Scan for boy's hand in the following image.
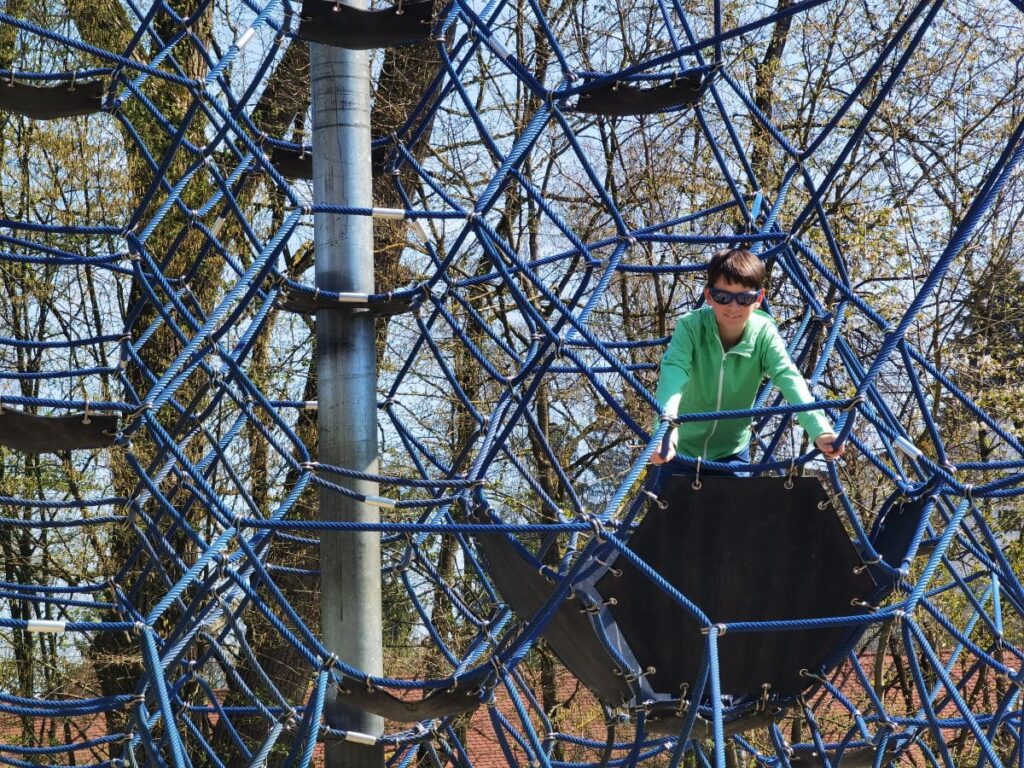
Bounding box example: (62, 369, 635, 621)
(650, 445, 676, 465)
(815, 433, 845, 460)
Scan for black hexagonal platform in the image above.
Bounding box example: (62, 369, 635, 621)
(474, 475, 929, 710)
(598, 475, 875, 700)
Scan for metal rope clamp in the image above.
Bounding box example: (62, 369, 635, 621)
(843, 394, 866, 412)
(756, 682, 772, 713)
(583, 513, 608, 543)
(280, 706, 299, 730)
(853, 554, 881, 575)
(798, 668, 827, 686)
(643, 488, 668, 510)
(593, 557, 623, 578)
(446, 672, 463, 694)
(623, 665, 655, 683)
(784, 457, 796, 490)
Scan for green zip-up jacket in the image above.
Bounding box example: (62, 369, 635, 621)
(655, 306, 834, 460)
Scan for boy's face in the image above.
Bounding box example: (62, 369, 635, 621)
(704, 277, 763, 338)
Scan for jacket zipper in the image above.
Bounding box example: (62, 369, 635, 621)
(702, 335, 729, 457)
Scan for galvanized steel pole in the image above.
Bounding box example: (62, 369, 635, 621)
(311, 26, 385, 768)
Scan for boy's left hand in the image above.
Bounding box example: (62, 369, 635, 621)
(815, 433, 846, 460)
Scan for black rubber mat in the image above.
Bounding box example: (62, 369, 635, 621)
(472, 508, 634, 706)
(327, 666, 489, 721)
(297, 0, 437, 50)
(575, 70, 703, 116)
(0, 80, 104, 120)
(0, 408, 118, 453)
(277, 289, 414, 316)
(598, 475, 876, 700)
(869, 491, 931, 583)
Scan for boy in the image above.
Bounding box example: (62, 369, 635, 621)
(651, 248, 844, 475)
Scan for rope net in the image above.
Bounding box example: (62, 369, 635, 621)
(0, 0, 1022, 765)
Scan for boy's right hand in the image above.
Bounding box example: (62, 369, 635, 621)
(650, 445, 676, 464)
(651, 427, 675, 464)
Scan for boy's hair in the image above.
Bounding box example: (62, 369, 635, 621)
(707, 248, 765, 290)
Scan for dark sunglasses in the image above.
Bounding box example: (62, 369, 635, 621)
(708, 286, 762, 306)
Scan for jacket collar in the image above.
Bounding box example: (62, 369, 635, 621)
(700, 305, 757, 358)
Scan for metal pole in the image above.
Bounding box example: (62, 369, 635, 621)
(311, 27, 384, 768)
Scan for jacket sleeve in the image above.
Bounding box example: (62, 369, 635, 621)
(655, 317, 694, 419)
(760, 325, 834, 443)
